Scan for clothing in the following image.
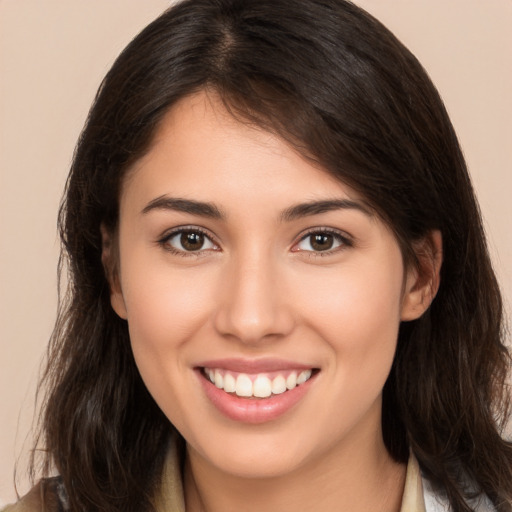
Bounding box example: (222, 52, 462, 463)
(422, 473, 496, 512)
(155, 444, 428, 511)
(2, 442, 495, 512)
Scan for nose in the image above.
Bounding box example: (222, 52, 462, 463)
(213, 251, 295, 345)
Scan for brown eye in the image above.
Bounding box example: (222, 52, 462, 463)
(163, 229, 217, 253)
(181, 231, 205, 251)
(294, 230, 349, 253)
(310, 233, 334, 251)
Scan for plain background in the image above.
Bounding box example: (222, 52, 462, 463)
(1, 0, 511, 505)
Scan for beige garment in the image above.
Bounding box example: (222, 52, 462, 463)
(401, 452, 427, 512)
(1, 481, 62, 512)
(154, 441, 426, 512)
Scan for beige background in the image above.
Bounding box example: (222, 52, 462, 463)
(1, 0, 511, 505)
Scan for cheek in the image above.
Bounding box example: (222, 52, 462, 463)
(121, 257, 216, 345)
(292, 254, 404, 406)
(117, 251, 220, 408)
(119, 257, 220, 427)
(304, 262, 403, 427)
(297, 258, 404, 347)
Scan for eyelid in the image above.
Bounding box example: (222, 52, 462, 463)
(157, 225, 220, 255)
(291, 227, 353, 254)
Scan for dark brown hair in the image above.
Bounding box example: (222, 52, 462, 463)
(32, 0, 511, 510)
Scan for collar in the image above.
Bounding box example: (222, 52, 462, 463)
(401, 451, 427, 512)
(154, 438, 426, 512)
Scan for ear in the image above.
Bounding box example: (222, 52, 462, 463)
(401, 230, 443, 321)
(100, 223, 128, 320)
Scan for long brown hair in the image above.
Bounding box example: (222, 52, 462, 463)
(33, 1, 511, 510)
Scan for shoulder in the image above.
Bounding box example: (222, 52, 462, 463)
(422, 475, 497, 512)
(1, 478, 68, 512)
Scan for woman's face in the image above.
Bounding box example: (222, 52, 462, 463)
(109, 91, 424, 479)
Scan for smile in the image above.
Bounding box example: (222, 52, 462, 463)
(203, 367, 313, 398)
(197, 361, 319, 423)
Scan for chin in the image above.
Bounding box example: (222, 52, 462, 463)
(186, 424, 323, 480)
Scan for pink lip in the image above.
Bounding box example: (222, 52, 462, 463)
(195, 359, 318, 424)
(197, 357, 314, 373)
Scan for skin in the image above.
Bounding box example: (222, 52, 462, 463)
(106, 90, 441, 512)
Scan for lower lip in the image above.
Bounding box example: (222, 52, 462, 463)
(197, 370, 316, 424)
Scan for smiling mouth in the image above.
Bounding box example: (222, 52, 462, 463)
(201, 367, 318, 399)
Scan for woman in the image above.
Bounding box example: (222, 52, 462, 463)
(5, 0, 511, 511)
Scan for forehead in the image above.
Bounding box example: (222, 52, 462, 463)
(122, 90, 364, 209)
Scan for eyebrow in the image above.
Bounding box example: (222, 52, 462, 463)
(280, 199, 372, 221)
(141, 196, 225, 219)
(141, 195, 372, 222)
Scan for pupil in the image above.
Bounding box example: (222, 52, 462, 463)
(181, 232, 204, 251)
(311, 233, 333, 251)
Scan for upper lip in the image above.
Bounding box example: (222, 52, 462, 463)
(196, 358, 316, 373)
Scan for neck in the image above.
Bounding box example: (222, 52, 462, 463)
(183, 427, 406, 512)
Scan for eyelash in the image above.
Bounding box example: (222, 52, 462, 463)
(157, 226, 353, 257)
(157, 226, 219, 257)
(292, 228, 353, 256)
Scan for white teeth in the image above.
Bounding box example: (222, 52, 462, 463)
(297, 369, 312, 385)
(253, 376, 272, 398)
(236, 374, 253, 397)
(271, 375, 287, 395)
(214, 369, 224, 389)
(223, 372, 236, 393)
(286, 372, 297, 390)
(204, 368, 313, 397)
